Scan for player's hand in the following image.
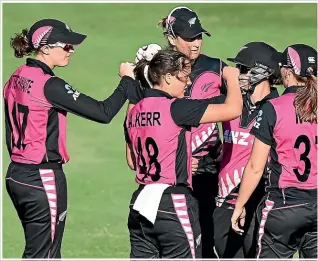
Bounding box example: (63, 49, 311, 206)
(222, 66, 240, 82)
(135, 43, 162, 63)
(231, 206, 246, 235)
(119, 62, 135, 79)
(192, 157, 199, 175)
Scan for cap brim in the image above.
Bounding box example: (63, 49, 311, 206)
(178, 27, 211, 39)
(202, 28, 211, 37)
(227, 57, 249, 67)
(60, 31, 87, 45)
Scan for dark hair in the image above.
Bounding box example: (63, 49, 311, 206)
(10, 29, 33, 58)
(134, 61, 152, 89)
(134, 49, 190, 87)
(293, 68, 317, 123)
(157, 17, 168, 30)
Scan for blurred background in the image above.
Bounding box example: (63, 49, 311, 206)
(2, 2, 317, 258)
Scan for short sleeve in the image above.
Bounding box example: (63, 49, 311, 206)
(250, 102, 277, 145)
(170, 99, 208, 128)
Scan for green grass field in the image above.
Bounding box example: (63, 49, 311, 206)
(2, 3, 317, 258)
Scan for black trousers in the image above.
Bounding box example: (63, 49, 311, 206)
(256, 189, 317, 259)
(213, 204, 258, 258)
(192, 173, 218, 258)
(5, 162, 67, 259)
(128, 186, 202, 259)
(213, 181, 265, 258)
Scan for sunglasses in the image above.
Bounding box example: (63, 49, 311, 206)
(48, 42, 74, 52)
(236, 64, 250, 74)
(279, 64, 293, 70)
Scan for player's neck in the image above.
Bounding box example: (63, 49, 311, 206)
(250, 81, 271, 104)
(35, 54, 55, 70)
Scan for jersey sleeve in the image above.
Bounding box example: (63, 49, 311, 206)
(250, 102, 277, 145)
(220, 60, 228, 96)
(170, 95, 226, 128)
(123, 116, 131, 144)
(44, 76, 139, 124)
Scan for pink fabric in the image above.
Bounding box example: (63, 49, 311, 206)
(127, 97, 192, 187)
(31, 26, 53, 48)
(218, 117, 255, 203)
(171, 194, 196, 259)
(270, 95, 317, 189)
(288, 47, 301, 75)
(257, 199, 274, 258)
(190, 71, 222, 156)
(4, 64, 70, 164)
(39, 169, 57, 243)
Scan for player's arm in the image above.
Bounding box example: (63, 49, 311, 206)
(125, 103, 136, 170)
(171, 67, 241, 127)
(231, 102, 276, 234)
(235, 102, 276, 208)
(44, 76, 139, 124)
(194, 143, 222, 175)
(219, 60, 228, 95)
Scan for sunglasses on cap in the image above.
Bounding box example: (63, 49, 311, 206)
(48, 42, 74, 52)
(236, 64, 250, 74)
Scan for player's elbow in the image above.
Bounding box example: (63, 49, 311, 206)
(249, 161, 264, 178)
(234, 100, 243, 117)
(126, 144, 136, 170)
(100, 115, 113, 124)
(127, 161, 136, 170)
(227, 104, 243, 121)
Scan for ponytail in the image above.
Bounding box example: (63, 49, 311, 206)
(157, 16, 174, 50)
(134, 50, 189, 89)
(10, 29, 33, 58)
(293, 68, 317, 123)
(134, 59, 153, 89)
(157, 17, 168, 30)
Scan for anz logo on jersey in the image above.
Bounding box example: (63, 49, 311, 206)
(254, 109, 263, 129)
(223, 129, 253, 146)
(65, 84, 80, 101)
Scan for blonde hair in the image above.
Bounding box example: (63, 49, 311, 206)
(293, 69, 317, 123)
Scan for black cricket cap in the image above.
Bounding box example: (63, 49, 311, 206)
(165, 7, 211, 39)
(278, 44, 317, 77)
(27, 19, 87, 49)
(227, 41, 281, 78)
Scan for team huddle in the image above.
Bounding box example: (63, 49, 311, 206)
(4, 5, 317, 259)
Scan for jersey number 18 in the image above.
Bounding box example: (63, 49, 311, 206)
(137, 137, 161, 182)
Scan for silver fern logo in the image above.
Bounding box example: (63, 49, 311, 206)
(188, 17, 196, 27)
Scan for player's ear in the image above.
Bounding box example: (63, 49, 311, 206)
(167, 35, 177, 47)
(164, 73, 172, 85)
(40, 45, 51, 55)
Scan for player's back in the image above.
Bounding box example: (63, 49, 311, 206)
(269, 92, 317, 190)
(3, 62, 67, 165)
(126, 93, 192, 187)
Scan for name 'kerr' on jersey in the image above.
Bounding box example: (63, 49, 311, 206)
(126, 95, 192, 188)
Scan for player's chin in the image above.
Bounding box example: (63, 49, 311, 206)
(58, 59, 71, 67)
(189, 51, 200, 60)
(177, 92, 185, 99)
